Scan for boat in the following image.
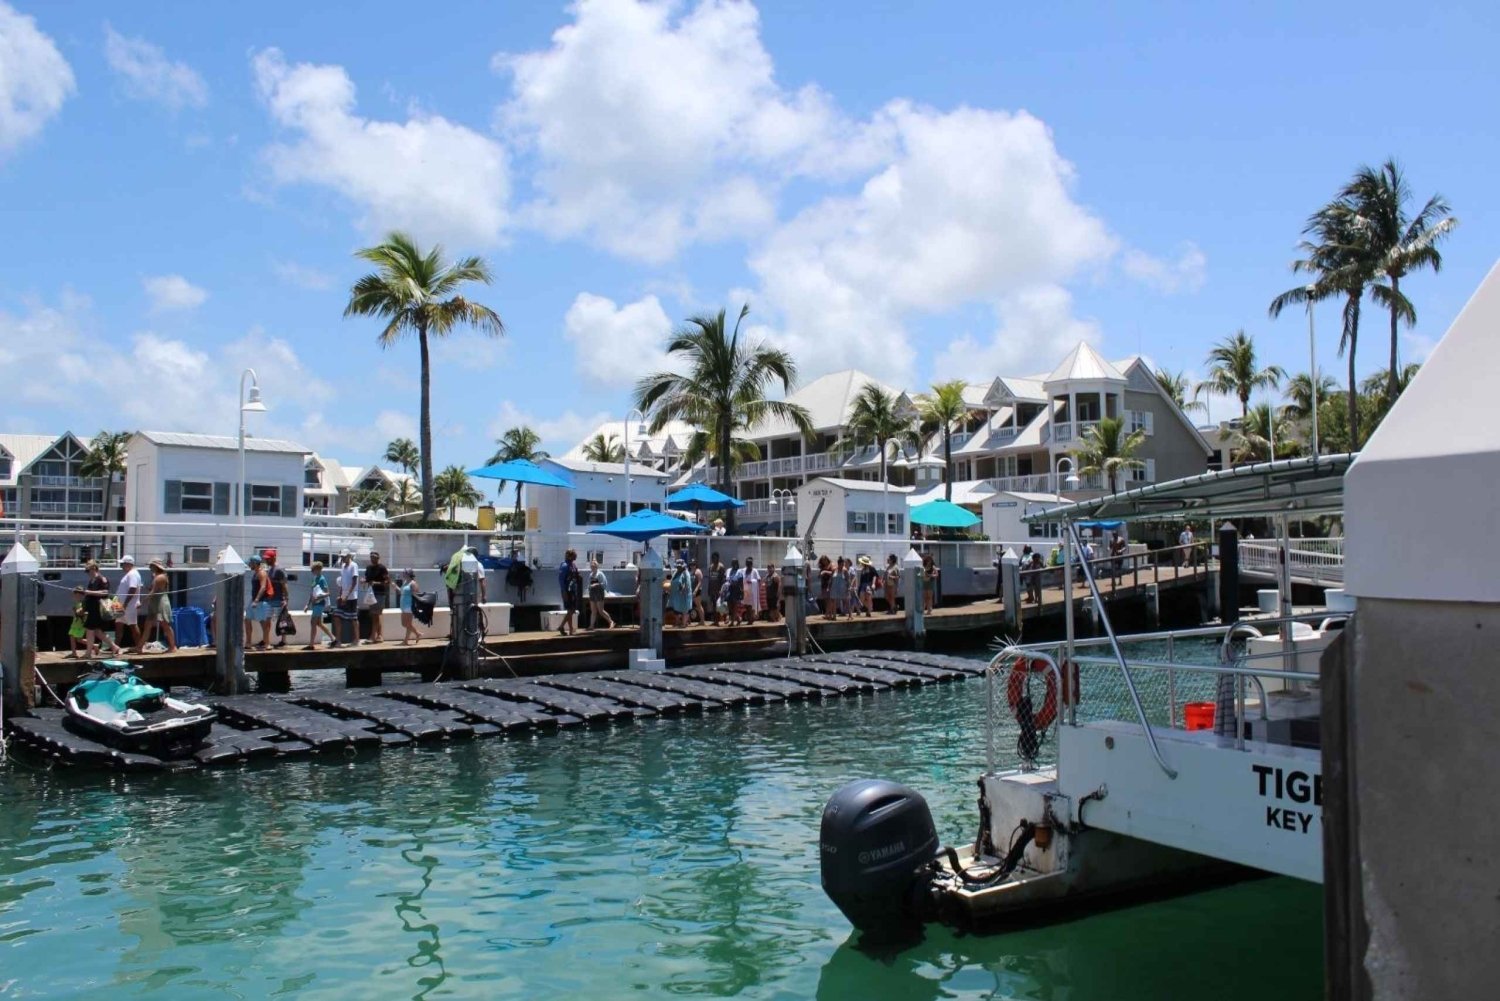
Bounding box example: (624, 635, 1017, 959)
(63, 661, 215, 760)
(818, 454, 1353, 940)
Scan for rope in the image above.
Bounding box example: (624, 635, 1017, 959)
(34, 574, 223, 596)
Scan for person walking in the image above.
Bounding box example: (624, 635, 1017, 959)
(365, 551, 390, 643)
(587, 559, 615, 630)
(263, 549, 289, 648)
(1177, 525, 1195, 568)
(706, 553, 727, 625)
(670, 559, 693, 627)
(829, 556, 849, 621)
(765, 564, 782, 624)
(857, 556, 876, 617)
(141, 560, 177, 653)
(921, 553, 938, 614)
(114, 555, 144, 654)
(305, 560, 336, 649)
(558, 549, 582, 636)
(336, 550, 359, 647)
(884, 554, 901, 614)
(82, 559, 113, 656)
(248, 554, 278, 650)
(818, 555, 835, 620)
(690, 560, 706, 625)
(1026, 551, 1045, 604)
(726, 559, 745, 625)
(399, 569, 421, 645)
(67, 587, 88, 658)
(741, 558, 762, 624)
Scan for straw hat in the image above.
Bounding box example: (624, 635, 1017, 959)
(857, 555, 873, 566)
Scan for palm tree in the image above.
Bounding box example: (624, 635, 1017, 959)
(1270, 201, 1374, 447)
(384, 437, 420, 477)
(390, 479, 422, 516)
(846, 383, 916, 488)
(1195, 331, 1285, 421)
(80, 431, 130, 530)
(635, 304, 814, 530)
(1281, 370, 1338, 422)
(1228, 403, 1304, 464)
(486, 425, 549, 522)
(580, 433, 625, 464)
(1360, 362, 1422, 402)
(1340, 160, 1456, 402)
(432, 465, 482, 522)
(915, 380, 969, 501)
(1153, 370, 1204, 414)
(345, 231, 503, 521)
(1071, 417, 1145, 493)
(350, 486, 389, 514)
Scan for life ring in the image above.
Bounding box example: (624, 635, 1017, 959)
(1007, 657, 1061, 731)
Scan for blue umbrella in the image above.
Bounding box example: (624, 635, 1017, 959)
(468, 458, 574, 489)
(588, 509, 708, 542)
(909, 498, 981, 529)
(665, 483, 746, 510)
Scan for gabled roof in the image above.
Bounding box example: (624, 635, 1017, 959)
(135, 430, 310, 454)
(305, 453, 357, 495)
(755, 369, 901, 437)
(799, 476, 914, 494)
(0, 433, 67, 485)
(909, 480, 997, 506)
(352, 466, 416, 491)
(1044, 342, 1126, 384)
(561, 419, 696, 462)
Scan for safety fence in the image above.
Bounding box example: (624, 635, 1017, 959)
(1239, 537, 1345, 586)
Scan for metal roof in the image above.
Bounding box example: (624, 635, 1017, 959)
(135, 430, 310, 454)
(1023, 453, 1355, 524)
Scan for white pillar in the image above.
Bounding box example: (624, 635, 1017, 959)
(213, 545, 250, 695)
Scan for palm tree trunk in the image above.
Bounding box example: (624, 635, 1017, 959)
(514, 483, 523, 527)
(719, 422, 735, 533)
(418, 324, 435, 521)
(1387, 274, 1401, 403)
(1346, 295, 1360, 449)
(943, 427, 952, 501)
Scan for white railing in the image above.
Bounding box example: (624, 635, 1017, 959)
(949, 430, 975, 449)
(29, 501, 105, 515)
(1240, 538, 1345, 585)
(982, 473, 1057, 494)
(992, 426, 1019, 443)
(33, 475, 105, 488)
(739, 460, 770, 479)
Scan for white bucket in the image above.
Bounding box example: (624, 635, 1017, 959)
(1257, 589, 1279, 614)
(1323, 588, 1357, 612)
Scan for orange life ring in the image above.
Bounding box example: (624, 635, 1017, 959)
(1007, 657, 1060, 731)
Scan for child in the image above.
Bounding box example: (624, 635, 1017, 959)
(68, 587, 88, 658)
(305, 560, 335, 650)
(400, 569, 421, 645)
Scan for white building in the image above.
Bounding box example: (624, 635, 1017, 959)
(794, 476, 912, 546)
(123, 431, 310, 566)
(0, 431, 124, 563)
(303, 453, 359, 515)
(982, 491, 1069, 547)
(523, 456, 671, 567)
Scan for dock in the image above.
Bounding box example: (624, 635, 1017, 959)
(5, 650, 986, 772)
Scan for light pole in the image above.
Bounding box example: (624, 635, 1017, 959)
(238, 369, 267, 552)
(623, 408, 646, 516)
(1307, 299, 1320, 457)
(770, 488, 795, 537)
(1054, 455, 1080, 495)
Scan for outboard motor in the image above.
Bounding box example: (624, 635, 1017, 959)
(820, 779, 940, 939)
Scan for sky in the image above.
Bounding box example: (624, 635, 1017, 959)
(2, 0, 1497, 472)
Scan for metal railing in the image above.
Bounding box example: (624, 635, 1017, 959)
(1240, 537, 1345, 585)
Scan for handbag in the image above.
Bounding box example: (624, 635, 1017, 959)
(358, 588, 377, 611)
(99, 599, 119, 624)
(275, 607, 297, 636)
(310, 583, 328, 603)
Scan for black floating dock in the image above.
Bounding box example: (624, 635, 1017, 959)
(4, 651, 986, 771)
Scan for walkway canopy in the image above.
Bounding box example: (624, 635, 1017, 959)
(1023, 454, 1355, 525)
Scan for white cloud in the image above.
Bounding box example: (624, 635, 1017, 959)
(272, 259, 334, 291)
(143, 274, 208, 311)
(1401, 330, 1438, 365)
(932, 286, 1102, 382)
(1121, 242, 1207, 295)
(432, 329, 508, 370)
(562, 292, 673, 386)
(252, 48, 511, 247)
(496, 0, 869, 262)
(750, 102, 1116, 381)
(0, 2, 74, 158)
(103, 25, 208, 111)
(488, 400, 613, 457)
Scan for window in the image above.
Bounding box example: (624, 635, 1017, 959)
(847, 510, 869, 534)
(305, 468, 321, 487)
(180, 481, 215, 514)
(574, 498, 608, 526)
(0, 457, 10, 478)
(164, 479, 230, 515)
(1029, 521, 1061, 538)
(249, 484, 282, 516)
(1128, 410, 1155, 436)
(886, 513, 905, 535)
(34, 459, 67, 478)
(1128, 459, 1157, 484)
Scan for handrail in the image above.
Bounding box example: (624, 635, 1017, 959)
(1066, 520, 1177, 779)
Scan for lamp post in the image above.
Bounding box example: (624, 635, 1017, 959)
(770, 488, 795, 537)
(238, 369, 267, 551)
(1054, 455, 1080, 495)
(623, 408, 646, 516)
(1307, 299, 1320, 457)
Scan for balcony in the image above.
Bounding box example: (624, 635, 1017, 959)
(30, 501, 105, 515)
(32, 475, 105, 488)
(1049, 420, 1100, 443)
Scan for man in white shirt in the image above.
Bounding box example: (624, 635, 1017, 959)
(114, 555, 143, 654)
(336, 551, 358, 645)
(1178, 526, 1195, 568)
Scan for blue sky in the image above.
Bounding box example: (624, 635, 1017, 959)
(2, 0, 1496, 472)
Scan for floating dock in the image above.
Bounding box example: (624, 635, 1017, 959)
(5, 650, 985, 772)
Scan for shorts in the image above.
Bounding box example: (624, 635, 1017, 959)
(248, 600, 277, 622)
(150, 595, 171, 621)
(116, 601, 139, 626)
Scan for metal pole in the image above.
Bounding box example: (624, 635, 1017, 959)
(1062, 519, 1076, 724)
(624, 415, 632, 516)
(1308, 300, 1320, 457)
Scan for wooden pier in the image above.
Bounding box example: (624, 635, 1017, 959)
(5, 650, 985, 772)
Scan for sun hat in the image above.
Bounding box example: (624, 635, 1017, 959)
(148, 559, 164, 571)
(858, 555, 873, 566)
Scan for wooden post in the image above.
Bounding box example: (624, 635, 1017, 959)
(783, 548, 807, 657)
(1217, 521, 1239, 624)
(2, 542, 41, 719)
(999, 548, 1021, 635)
(213, 546, 250, 695)
(903, 548, 925, 649)
(1144, 582, 1161, 630)
(448, 551, 482, 680)
(636, 545, 664, 659)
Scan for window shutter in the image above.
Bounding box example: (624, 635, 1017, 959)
(1144, 411, 1155, 436)
(606, 500, 618, 522)
(1146, 459, 1156, 482)
(243, 483, 252, 517)
(574, 499, 586, 525)
(213, 482, 229, 516)
(847, 511, 858, 533)
(164, 479, 182, 515)
(282, 485, 297, 517)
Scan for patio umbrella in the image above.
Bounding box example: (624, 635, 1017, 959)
(467, 458, 574, 489)
(588, 508, 709, 543)
(666, 483, 746, 510)
(909, 498, 981, 529)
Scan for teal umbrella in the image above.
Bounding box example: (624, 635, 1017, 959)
(909, 498, 980, 529)
(588, 509, 708, 543)
(468, 458, 573, 489)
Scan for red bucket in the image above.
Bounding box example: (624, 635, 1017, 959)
(1183, 702, 1215, 731)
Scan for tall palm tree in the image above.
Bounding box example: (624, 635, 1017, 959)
(384, 437, 420, 477)
(915, 380, 969, 501)
(390, 479, 422, 516)
(432, 465, 482, 522)
(846, 383, 916, 488)
(580, 433, 625, 463)
(635, 304, 814, 530)
(1270, 201, 1374, 447)
(80, 431, 130, 530)
(345, 231, 503, 521)
(1153, 370, 1204, 414)
(1195, 330, 1285, 421)
(1071, 417, 1146, 494)
(1360, 362, 1422, 402)
(1228, 403, 1304, 464)
(1340, 160, 1456, 402)
(1281, 370, 1338, 422)
(486, 425, 549, 522)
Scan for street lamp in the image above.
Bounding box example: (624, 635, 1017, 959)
(1306, 298, 1320, 457)
(238, 369, 267, 549)
(623, 408, 647, 516)
(1054, 455, 1080, 494)
(770, 487, 795, 537)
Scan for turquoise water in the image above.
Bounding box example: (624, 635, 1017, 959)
(0, 674, 1321, 999)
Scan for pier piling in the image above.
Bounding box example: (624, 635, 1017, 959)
(903, 548, 925, 649)
(212, 547, 250, 696)
(783, 549, 807, 656)
(637, 546, 664, 660)
(999, 549, 1021, 635)
(1217, 522, 1239, 624)
(2, 542, 40, 718)
(448, 552, 482, 680)
(1144, 582, 1161, 629)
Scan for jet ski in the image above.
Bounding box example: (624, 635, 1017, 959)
(64, 661, 215, 759)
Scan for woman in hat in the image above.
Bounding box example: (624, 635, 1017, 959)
(856, 555, 877, 617)
(141, 559, 177, 652)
